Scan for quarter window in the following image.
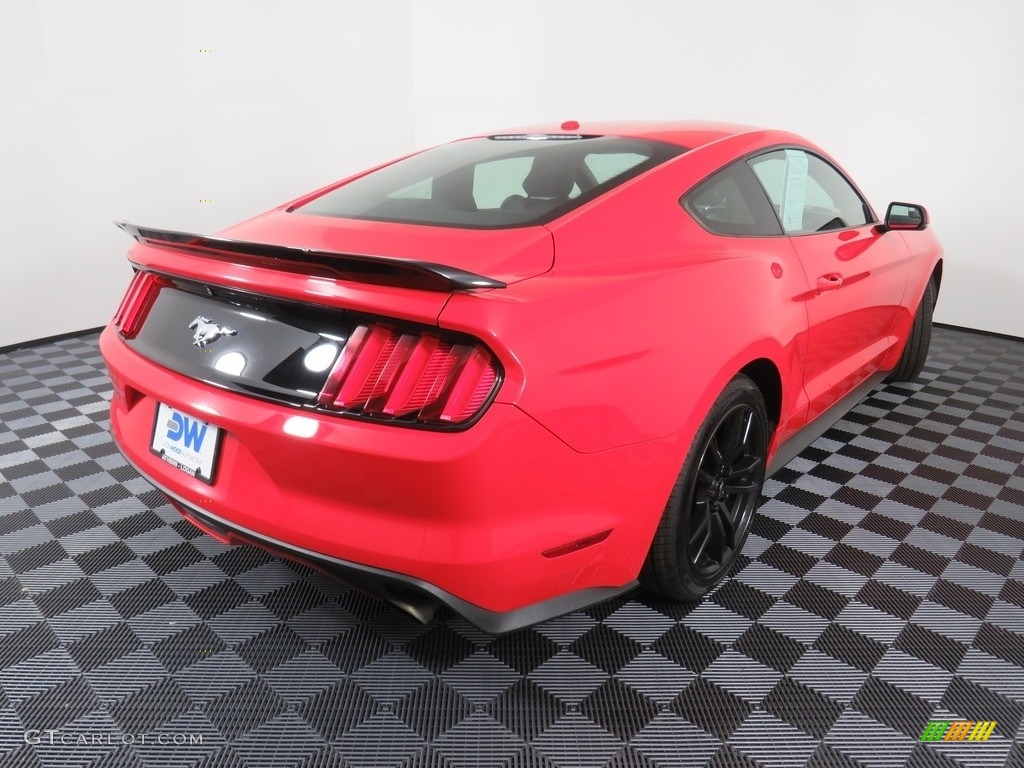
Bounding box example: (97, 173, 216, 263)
(748, 149, 870, 234)
(682, 161, 782, 236)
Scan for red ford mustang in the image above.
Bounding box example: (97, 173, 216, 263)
(101, 121, 942, 632)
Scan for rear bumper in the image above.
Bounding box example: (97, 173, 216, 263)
(124, 466, 634, 633)
(100, 326, 679, 626)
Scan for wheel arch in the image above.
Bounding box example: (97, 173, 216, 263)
(931, 259, 943, 301)
(739, 358, 782, 434)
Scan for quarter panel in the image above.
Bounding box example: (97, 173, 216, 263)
(445, 257, 810, 457)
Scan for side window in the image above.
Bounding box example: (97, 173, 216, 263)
(584, 152, 647, 184)
(748, 149, 870, 234)
(472, 156, 583, 210)
(472, 157, 533, 209)
(682, 161, 782, 236)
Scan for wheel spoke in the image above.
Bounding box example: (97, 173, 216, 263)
(741, 410, 753, 449)
(706, 436, 725, 469)
(689, 498, 712, 563)
(730, 454, 762, 480)
(719, 410, 744, 462)
(723, 480, 758, 494)
(691, 526, 711, 564)
(715, 499, 737, 549)
(697, 468, 716, 486)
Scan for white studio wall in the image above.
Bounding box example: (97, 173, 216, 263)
(1, 0, 1022, 348)
(410, 0, 1024, 338)
(0, 0, 414, 350)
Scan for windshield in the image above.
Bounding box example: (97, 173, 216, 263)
(294, 136, 685, 229)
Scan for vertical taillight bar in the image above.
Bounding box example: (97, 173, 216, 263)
(315, 325, 369, 407)
(316, 322, 500, 426)
(113, 271, 163, 339)
(381, 335, 442, 416)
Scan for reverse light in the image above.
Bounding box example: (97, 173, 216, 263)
(316, 323, 500, 427)
(112, 271, 164, 338)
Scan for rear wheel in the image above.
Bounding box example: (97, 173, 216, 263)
(641, 375, 767, 601)
(886, 280, 935, 382)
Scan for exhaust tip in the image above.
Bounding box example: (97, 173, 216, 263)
(384, 584, 440, 625)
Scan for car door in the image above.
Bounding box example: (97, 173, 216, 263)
(749, 149, 910, 421)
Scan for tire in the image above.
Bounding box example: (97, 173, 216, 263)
(886, 279, 934, 383)
(640, 374, 768, 601)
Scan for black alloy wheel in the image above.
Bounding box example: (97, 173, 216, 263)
(641, 374, 768, 601)
(682, 402, 764, 577)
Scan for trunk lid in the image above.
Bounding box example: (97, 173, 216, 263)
(125, 275, 357, 408)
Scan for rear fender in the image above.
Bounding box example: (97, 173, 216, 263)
(440, 254, 809, 457)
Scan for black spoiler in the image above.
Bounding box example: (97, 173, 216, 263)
(115, 222, 506, 292)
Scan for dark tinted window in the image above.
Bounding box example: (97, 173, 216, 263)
(297, 136, 684, 229)
(682, 161, 783, 236)
(748, 149, 870, 234)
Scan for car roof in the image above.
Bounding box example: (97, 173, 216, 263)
(482, 120, 768, 150)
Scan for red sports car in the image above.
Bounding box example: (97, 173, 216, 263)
(101, 121, 942, 632)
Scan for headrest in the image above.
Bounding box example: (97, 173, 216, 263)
(522, 156, 574, 199)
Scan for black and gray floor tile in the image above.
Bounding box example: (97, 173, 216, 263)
(1, 327, 1022, 767)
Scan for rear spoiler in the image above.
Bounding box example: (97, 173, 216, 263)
(115, 222, 506, 292)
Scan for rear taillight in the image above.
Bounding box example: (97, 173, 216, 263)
(316, 323, 500, 427)
(112, 271, 163, 338)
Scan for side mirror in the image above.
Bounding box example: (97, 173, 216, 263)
(881, 201, 929, 231)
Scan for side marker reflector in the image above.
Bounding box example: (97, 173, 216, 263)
(542, 530, 612, 558)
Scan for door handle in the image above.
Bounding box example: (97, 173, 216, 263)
(816, 273, 844, 292)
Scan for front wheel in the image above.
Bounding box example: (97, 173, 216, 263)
(641, 374, 768, 601)
(886, 280, 934, 383)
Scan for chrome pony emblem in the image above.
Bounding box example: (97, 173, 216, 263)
(188, 316, 237, 348)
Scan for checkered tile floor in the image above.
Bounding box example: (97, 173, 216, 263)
(1, 328, 1023, 768)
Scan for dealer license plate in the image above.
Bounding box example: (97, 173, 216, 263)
(150, 402, 221, 484)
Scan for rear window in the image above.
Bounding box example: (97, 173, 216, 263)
(295, 136, 684, 229)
